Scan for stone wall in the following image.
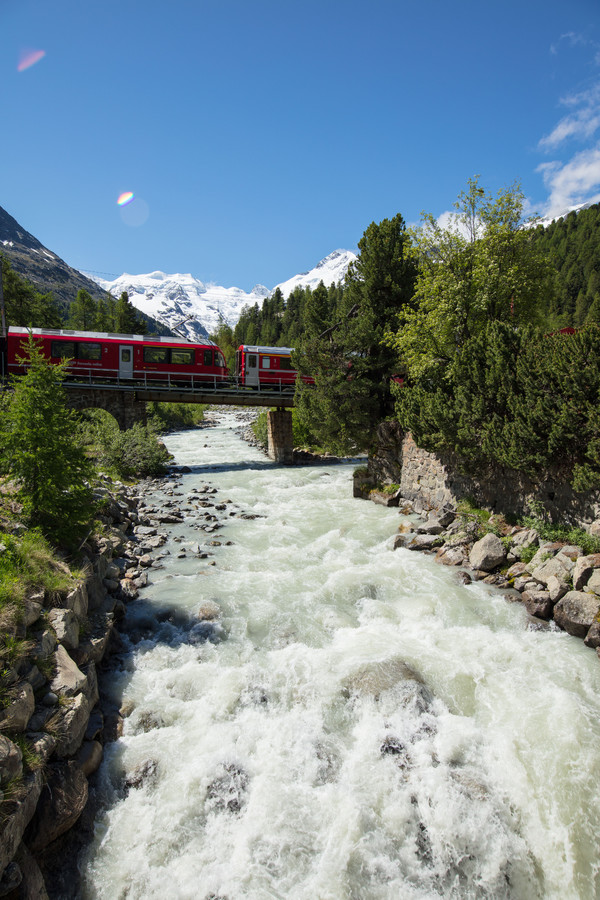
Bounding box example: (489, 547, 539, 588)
(366, 421, 600, 528)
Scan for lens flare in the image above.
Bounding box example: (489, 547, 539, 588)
(17, 49, 46, 72)
(117, 192, 134, 206)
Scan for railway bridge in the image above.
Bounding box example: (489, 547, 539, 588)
(63, 378, 296, 463)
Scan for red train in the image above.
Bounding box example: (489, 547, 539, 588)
(4, 327, 229, 387)
(234, 344, 313, 389)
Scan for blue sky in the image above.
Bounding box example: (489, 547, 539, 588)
(2, 0, 599, 290)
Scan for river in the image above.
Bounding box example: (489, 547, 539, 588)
(80, 411, 600, 900)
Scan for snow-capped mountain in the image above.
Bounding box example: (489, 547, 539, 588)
(93, 249, 356, 341)
(93, 272, 270, 340)
(271, 249, 357, 298)
(528, 197, 600, 230)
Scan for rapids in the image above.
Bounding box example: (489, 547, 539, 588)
(80, 412, 600, 900)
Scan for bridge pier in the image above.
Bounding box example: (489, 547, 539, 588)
(267, 408, 294, 464)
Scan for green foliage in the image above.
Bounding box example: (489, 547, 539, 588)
(521, 513, 600, 557)
(0, 528, 77, 620)
(396, 322, 600, 488)
(210, 323, 236, 371)
(251, 411, 268, 448)
(386, 178, 555, 381)
(91, 418, 170, 479)
(1, 256, 61, 328)
(0, 337, 94, 542)
(12, 734, 43, 773)
(295, 215, 416, 454)
(147, 401, 206, 431)
(67, 289, 97, 330)
(529, 202, 600, 328)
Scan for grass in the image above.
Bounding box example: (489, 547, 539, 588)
(0, 529, 82, 663)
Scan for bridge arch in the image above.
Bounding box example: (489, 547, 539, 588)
(63, 387, 147, 431)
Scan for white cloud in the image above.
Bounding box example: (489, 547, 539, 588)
(539, 83, 600, 149)
(537, 146, 600, 215)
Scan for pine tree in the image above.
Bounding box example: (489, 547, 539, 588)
(68, 289, 97, 330)
(0, 336, 93, 542)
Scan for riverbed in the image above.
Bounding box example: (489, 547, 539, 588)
(80, 411, 600, 900)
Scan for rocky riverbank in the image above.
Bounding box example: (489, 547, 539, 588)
(0, 422, 271, 899)
(376, 492, 600, 658)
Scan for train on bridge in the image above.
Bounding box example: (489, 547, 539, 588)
(2, 328, 311, 393)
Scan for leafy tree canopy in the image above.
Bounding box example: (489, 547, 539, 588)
(386, 178, 556, 380)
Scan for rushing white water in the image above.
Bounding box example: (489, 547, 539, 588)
(81, 413, 600, 900)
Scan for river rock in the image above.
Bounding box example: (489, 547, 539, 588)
(12, 841, 50, 899)
(34, 628, 56, 660)
(21, 595, 44, 627)
(530, 555, 573, 587)
(26, 761, 88, 852)
(0, 735, 23, 785)
(76, 739, 103, 777)
(0, 861, 22, 895)
(584, 620, 600, 649)
(0, 771, 43, 879)
(52, 692, 90, 757)
(65, 583, 88, 619)
(587, 570, 600, 595)
(521, 590, 554, 620)
(196, 600, 222, 621)
(469, 533, 506, 572)
(50, 645, 87, 697)
(435, 545, 468, 566)
(47, 608, 79, 650)
(554, 591, 600, 638)
(407, 534, 442, 551)
(0, 682, 35, 733)
(547, 575, 569, 603)
(510, 528, 539, 550)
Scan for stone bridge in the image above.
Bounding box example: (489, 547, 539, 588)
(63, 384, 295, 463)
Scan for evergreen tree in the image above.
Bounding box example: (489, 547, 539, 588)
(295, 214, 415, 452)
(114, 291, 146, 334)
(68, 289, 97, 330)
(1, 256, 61, 328)
(95, 295, 111, 331)
(0, 336, 93, 542)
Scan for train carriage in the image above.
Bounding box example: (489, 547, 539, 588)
(5, 327, 229, 387)
(234, 344, 313, 390)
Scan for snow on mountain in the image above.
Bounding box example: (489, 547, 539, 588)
(272, 249, 356, 298)
(93, 272, 270, 341)
(93, 249, 356, 341)
(528, 197, 600, 230)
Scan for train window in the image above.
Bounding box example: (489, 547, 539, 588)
(171, 349, 195, 365)
(143, 347, 169, 364)
(203, 349, 213, 366)
(261, 357, 271, 368)
(51, 341, 76, 359)
(216, 351, 225, 368)
(248, 355, 257, 368)
(280, 357, 294, 370)
(78, 342, 102, 361)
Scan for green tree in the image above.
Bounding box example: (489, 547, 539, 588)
(114, 291, 146, 334)
(94, 295, 112, 331)
(303, 280, 329, 338)
(1, 257, 61, 328)
(295, 213, 415, 453)
(0, 337, 93, 542)
(386, 178, 555, 380)
(68, 289, 97, 330)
